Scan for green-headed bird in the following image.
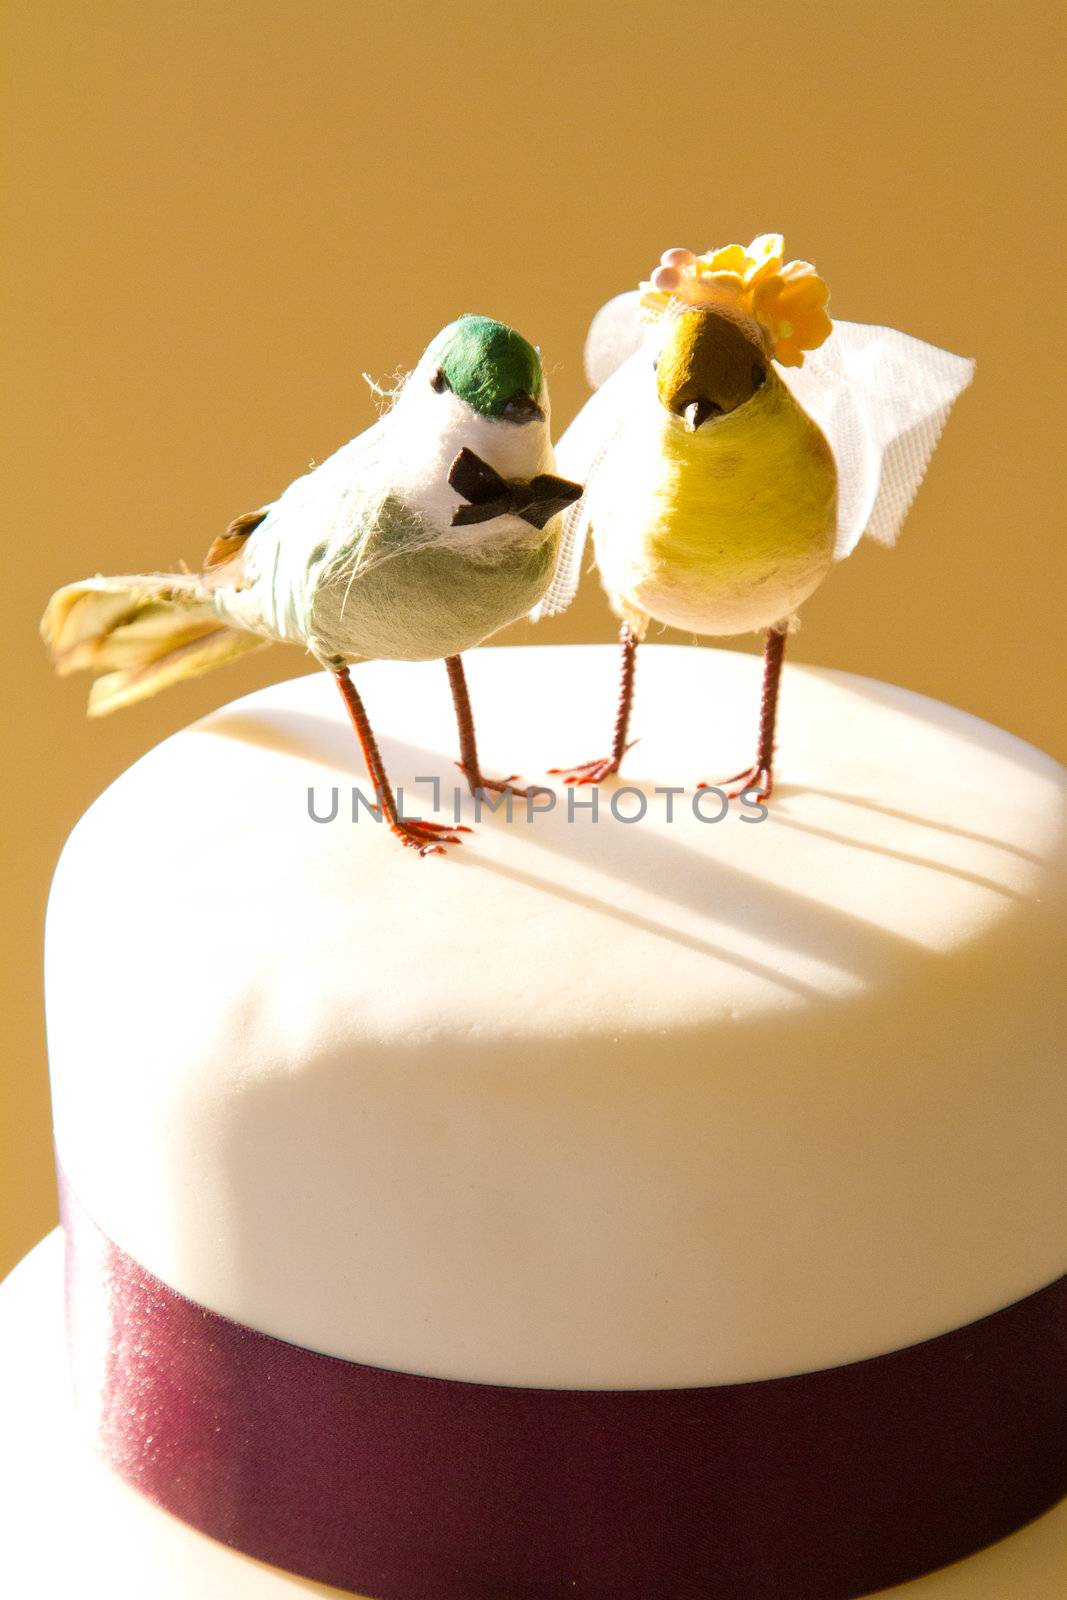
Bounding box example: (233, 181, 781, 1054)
(41, 315, 581, 854)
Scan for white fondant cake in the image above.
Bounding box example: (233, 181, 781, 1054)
(46, 644, 1067, 1385)
(7, 642, 1067, 1595)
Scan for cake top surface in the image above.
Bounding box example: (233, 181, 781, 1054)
(49, 641, 1065, 1053)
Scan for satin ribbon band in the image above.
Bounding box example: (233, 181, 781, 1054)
(60, 1171, 1067, 1600)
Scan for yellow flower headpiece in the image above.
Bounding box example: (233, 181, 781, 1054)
(639, 234, 832, 368)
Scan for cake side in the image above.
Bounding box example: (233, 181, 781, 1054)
(45, 643, 1067, 1387)
(5, 1233, 1067, 1599)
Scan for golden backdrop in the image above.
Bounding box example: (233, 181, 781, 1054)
(2, 1, 1065, 1277)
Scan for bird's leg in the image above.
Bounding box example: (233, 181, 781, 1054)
(332, 667, 468, 856)
(700, 625, 787, 802)
(445, 654, 535, 799)
(549, 622, 639, 786)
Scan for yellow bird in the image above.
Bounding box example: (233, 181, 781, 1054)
(545, 237, 974, 797)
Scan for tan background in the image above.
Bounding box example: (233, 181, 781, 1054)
(2, 1, 1065, 1278)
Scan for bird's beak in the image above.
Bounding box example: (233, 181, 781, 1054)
(682, 398, 723, 432)
(500, 392, 545, 424)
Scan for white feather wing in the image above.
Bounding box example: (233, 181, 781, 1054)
(227, 413, 396, 646)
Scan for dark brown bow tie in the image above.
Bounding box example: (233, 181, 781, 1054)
(448, 448, 583, 532)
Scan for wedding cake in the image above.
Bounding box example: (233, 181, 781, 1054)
(2, 641, 1066, 1598)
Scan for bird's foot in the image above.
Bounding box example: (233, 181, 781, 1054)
(455, 763, 544, 801)
(547, 743, 636, 787)
(390, 816, 472, 857)
(699, 765, 775, 802)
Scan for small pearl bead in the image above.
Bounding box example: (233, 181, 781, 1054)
(651, 265, 681, 291)
(660, 247, 696, 269)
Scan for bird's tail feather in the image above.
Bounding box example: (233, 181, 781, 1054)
(41, 574, 270, 716)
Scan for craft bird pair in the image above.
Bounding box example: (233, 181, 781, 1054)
(40, 237, 975, 854)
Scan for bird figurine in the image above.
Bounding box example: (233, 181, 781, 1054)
(41, 315, 581, 854)
(542, 236, 974, 798)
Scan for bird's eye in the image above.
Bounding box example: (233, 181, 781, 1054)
(751, 364, 766, 389)
(431, 368, 450, 394)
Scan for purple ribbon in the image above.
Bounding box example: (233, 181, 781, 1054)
(60, 1172, 1067, 1599)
